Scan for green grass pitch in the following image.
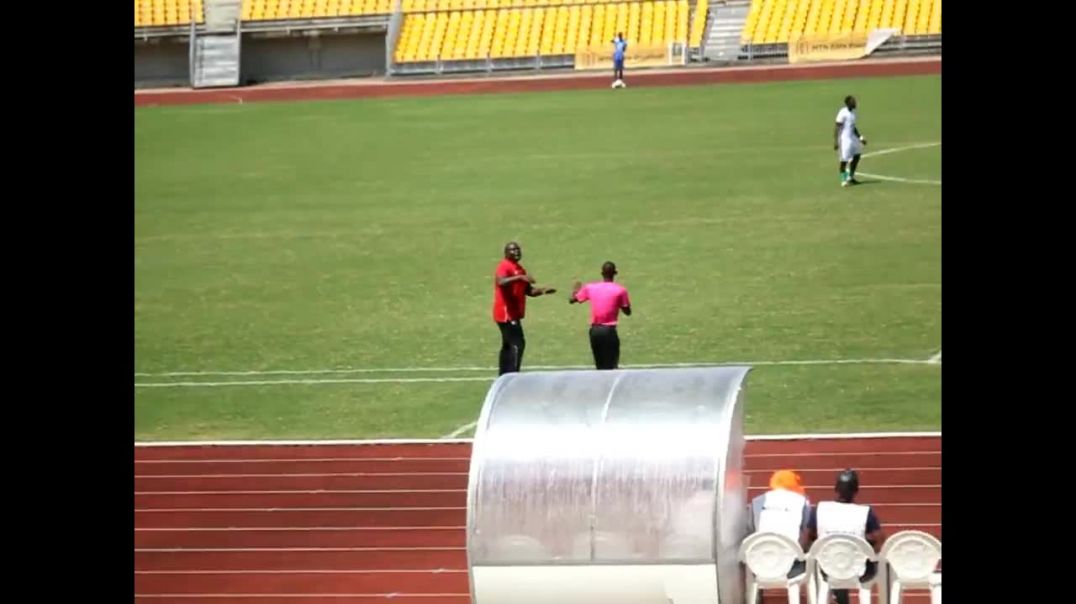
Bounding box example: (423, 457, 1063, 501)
(134, 74, 941, 441)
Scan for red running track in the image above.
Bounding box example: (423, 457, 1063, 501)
(133, 57, 940, 107)
(135, 435, 940, 603)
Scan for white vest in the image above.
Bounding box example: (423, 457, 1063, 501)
(816, 501, 870, 539)
(754, 489, 808, 542)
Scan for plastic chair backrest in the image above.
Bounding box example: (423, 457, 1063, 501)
(739, 531, 805, 582)
(808, 533, 877, 582)
(880, 530, 942, 583)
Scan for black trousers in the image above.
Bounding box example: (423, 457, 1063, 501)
(497, 320, 525, 375)
(589, 325, 620, 370)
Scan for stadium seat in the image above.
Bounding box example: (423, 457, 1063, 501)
(136, 0, 204, 26)
(739, 532, 814, 604)
(392, 0, 692, 64)
(879, 530, 942, 604)
(807, 534, 881, 604)
(739, 0, 941, 44)
(688, 0, 706, 47)
(237, 0, 393, 21)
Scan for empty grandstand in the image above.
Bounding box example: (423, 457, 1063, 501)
(133, 0, 940, 87)
(739, 0, 940, 58)
(392, 1, 691, 73)
(135, 0, 205, 28)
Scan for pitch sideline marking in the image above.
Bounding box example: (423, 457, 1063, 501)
(135, 357, 940, 387)
(856, 141, 941, 186)
(135, 431, 941, 447)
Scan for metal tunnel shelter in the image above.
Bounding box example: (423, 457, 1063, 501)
(466, 366, 751, 604)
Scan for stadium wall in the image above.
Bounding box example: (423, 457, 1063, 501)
(241, 31, 387, 85)
(135, 29, 388, 89)
(135, 37, 192, 89)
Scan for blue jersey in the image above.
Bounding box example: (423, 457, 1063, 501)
(613, 39, 627, 61)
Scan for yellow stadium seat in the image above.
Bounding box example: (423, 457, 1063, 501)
(755, 0, 772, 39)
(772, 0, 793, 44)
(628, 2, 641, 44)
(639, 2, 653, 45)
(899, 0, 916, 32)
(528, 8, 545, 56)
(915, 0, 931, 34)
(889, 0, 905, 31)
(388, 0, 940, 64)
(588, 5, 602, 47)
(136, 0, 207, 25)
(765, 0, 787, 43)
(852, 0, 870, 32)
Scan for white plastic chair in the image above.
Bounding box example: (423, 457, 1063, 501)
(807, 534, 881, 604)
(879, 530, 941, 604)
(739, 531, 816, 604)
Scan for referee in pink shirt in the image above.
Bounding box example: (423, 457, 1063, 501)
(569, 261, 632, 370)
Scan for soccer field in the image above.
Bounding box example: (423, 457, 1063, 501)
(134, 73, 941, 441)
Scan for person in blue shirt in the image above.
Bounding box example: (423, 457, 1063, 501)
(611, 33, 627, 87)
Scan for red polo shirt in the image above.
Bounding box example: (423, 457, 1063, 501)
(493, 258, 528, 322)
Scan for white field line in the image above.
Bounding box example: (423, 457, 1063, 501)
(137, 502, 934, 513)
(928, 350, 941, 364)
(136, 431, 940, 448)
(138, 467, 933, 480)
(135, 489, 465, 495)
(133, 594, 470, 599)
(136, 546, 462, 553)
(857, 142, 941, 185)
(442, 421, 477, 439)
(134, 358, 939, 388)
(134, 450, 938, 462)
(857, 171, 941, 186)
(136, 472, 470, 478)
(136, 438, 476, 446)
(135, 569, 468, 574)
(135, 484, 937, 496)
(134, 522, 936, 533)
(745, 431, 940, 441)
(744, 450, 938, 458)
(135, 376, 493, 388)
(135, 357, 938, 380)
(135, 457, 469, 464)
(861, 142, 940, 158)
(135, 526, 466, 532)
(135, 506, 466, 513)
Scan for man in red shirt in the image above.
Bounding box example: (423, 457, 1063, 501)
(493, 241, 556, 375)
(569, 261, 632, 370)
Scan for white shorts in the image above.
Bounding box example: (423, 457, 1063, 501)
(839, 136, 862, 162)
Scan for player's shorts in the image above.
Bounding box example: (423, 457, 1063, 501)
(839, 136, 862, 162)
(614, 57, 624, 70)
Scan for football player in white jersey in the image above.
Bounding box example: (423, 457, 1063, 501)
(834, 96, 867, 187)
(745, 469, 811, 601)
(805, 470, 885, 604)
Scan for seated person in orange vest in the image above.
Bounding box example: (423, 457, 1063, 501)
(804, 469, 886, 604)
(746, 469, 811, 579)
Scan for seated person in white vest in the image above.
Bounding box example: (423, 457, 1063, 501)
(746, 469, 811, 578)
(804, 469, 885, 604)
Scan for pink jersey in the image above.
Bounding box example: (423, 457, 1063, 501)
(574, 281, 631, 325)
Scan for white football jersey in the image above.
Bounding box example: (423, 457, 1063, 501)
(816, 500, 870, 539)
(836, 107, 857, 140)
(751, 489, 810, 543)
